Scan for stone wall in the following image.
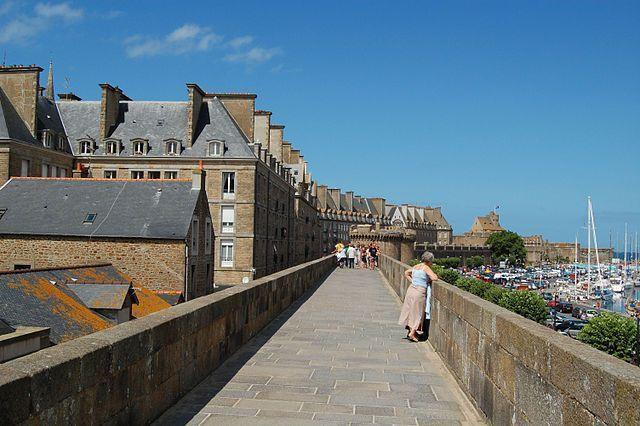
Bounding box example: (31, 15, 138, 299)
(378, 254, 640, 425)
(0, 255, 335, 425)
(0, 236, 187, 294)
(415, 243, 492, 265)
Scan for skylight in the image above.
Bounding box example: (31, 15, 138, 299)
(83, 213, 97, 224)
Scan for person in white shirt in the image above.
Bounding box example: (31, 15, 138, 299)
(346, 244, 357, 269)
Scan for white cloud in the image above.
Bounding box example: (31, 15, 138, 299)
(227, 35, 253, 49)
(125, 23, 222, 58)
(34, 2, 82, 20)
(224, 47, 282, 65)
(0, 1, 83, 44)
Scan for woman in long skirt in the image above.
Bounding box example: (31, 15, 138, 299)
(398, 251, 438, 342)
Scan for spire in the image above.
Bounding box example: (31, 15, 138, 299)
(45, 60, 54, 101)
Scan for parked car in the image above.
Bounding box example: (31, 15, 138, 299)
(585, 309, 599, 319)
(558, 302, 573, 313)
(547, 300, 560, 308)
(542, 293, 554, 301)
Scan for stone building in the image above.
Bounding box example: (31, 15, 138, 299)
(452, 211, 505, 246)
(349, 224, 416, 264)
(523, 235, 546, 265)
(0, 64, 74, 183)
(0, 172, 213, 301)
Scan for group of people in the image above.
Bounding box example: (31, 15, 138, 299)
(332, 241, 380, 270)
(398, 251, 438, 342)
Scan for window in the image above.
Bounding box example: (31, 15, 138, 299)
(147, 171, 161, 179)
(164, 171, 178, 179)
(222, 172, 235, 199)
(104, 170, 117, 179)
(131, 171, 144, 179)
(191, 218, 199, 256)
(41, 131, 52, 148)
(221, 206, 234, 233)
(51, 166, 58, 177)
(166, 140, 180, 155)
(41, 163, 49, 177)
(83, 213, 97, 224)
(80, 140, 93, 155)
(57, 135, 65, 150)
(209, 140, 224, 157)
(205, 218, 212, 255)
(221, 239, 234, 267)
(60, 168, 67, 178)
(20, 160, 30, 177)
(13, 264, 31, 270)
(132, 140, 147, 155)
(105, 140, 120, 155)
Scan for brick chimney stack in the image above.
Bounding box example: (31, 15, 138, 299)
(186, 84, 205, 148)
(99, 83, 126, 139)
(0, 65, 42, 137)
(206, 93, 256, 142)
(269, 124, 285, 162)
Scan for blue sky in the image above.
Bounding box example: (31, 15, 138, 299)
(1, 1, 639, 246)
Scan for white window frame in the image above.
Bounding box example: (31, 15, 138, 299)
(221, 205, 235, 234)
(191, 217, 199, 256)
(165, 140, 180, 156)
(222, 171, 235, 200)
(20, 159, 30, 177)
(59, 168, 67, 178)
(209, 140, 224, 157)
(79, 140, 93, 155)
(104, 170, 117, 179)
(41, 163, 49, 177)
(220, 239, 234, 268)
(164, 170, 178, 179)
(51, 165, 58, 177)
(205, 218, 212, 255)
(131, 170, 144, 179)
(132, 140, 147, 156)
(105, 140, 120, 156)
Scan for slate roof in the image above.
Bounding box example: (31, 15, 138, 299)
(0, 318, 15, 335)
(424, 208, 451, 228)
(132, 286, 171, 317)
(65, 284, 136, 310)
(0, 178, 200, 239)
(0, 272, 111, 343)
(57, 98, 256, 158)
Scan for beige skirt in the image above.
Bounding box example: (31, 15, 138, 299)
(398, 285, 426, 330)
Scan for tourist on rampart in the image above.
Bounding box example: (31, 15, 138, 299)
(347, 244, 357, 268)
(368, 244, 378, 270)
(333, 241, 346, 268)
(398, 251, 438, 342)
(360, 246, 368, 268)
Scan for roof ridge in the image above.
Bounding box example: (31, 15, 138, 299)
(0, 263, 113, 275)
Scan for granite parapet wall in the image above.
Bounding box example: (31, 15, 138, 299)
(378, 254, 640, 425)
(0, 255, 335, 425)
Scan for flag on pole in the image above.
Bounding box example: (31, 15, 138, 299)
(495, 205, 500, 210)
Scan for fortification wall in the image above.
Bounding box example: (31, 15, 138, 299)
(0, 256, 335, 424)
(378, 254, 640, 425)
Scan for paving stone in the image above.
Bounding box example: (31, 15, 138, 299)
(154, 269, 480, 425)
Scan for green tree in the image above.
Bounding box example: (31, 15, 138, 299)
(465, 256, 485, 268)
(486, 231, 526, 266)
(436, 268, 461, 285)
(407, 258, 421, 267)
(434, 257, 462, 268)
(577, 313, 637, 362)
(498, 291, 548, 324)
(484, 285, 506, 304)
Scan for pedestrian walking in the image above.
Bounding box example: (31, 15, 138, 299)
(347, 243, 357, 269)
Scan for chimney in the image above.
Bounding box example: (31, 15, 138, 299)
(99, 83, 125, 139)
(206, 93, 256, 142)
(282, 142, 292, 164)
(0, 65, 42, 137)
(317, 185, 328, 209)
(369, 197, 386, 218)
(253, 110, 271, 147)
(345, 191, 354, 212)
(186, 84, 205, 148)
(191, 168, 206, 191)
(269, 124, 284, 161)
(72, 162, 83, 178)
(289, 149, 300, 164)
(328, 188, 341, 210)
(58, 93, 82, 101)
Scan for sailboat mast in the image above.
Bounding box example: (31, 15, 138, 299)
(587, 197, 591, 289)
(590, 198, 602, 279)
(574, 234, 578, 287)
(624, 223, 628, 279)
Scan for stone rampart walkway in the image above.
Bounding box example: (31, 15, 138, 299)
(155, 268, 483, 425)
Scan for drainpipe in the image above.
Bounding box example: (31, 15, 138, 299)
(184, 242, 189, 302)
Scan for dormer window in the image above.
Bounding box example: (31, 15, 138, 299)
(79, 140, 94, 155)
(166, 140, 181, 155)
(41, 131, 53, 148)
(132, 139, 148, 156)
(105, 140, 120, 155)
(209, 140, 224, 157)
(56, 135, 66, 151)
